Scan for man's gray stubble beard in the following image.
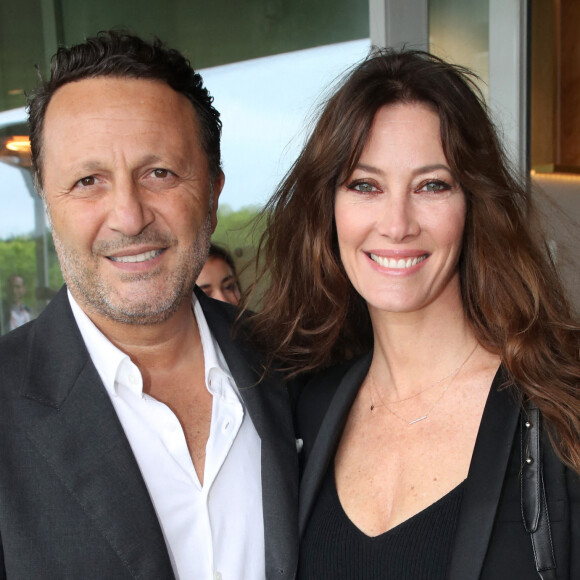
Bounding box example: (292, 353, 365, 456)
(48, 198, 214, 326)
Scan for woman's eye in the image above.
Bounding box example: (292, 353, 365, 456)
(419, 180, 450, 193)
(347, 181, 378, 193)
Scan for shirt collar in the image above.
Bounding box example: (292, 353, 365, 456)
(68, 290, 131, 398)
(68, 290, 235, 400)
(193, 295, 235, 400)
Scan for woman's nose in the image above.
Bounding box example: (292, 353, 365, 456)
(376, 194, 420, 241)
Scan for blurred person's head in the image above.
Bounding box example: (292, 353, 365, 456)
(197, 244, 241, 305)
(7, 275, 26, 304)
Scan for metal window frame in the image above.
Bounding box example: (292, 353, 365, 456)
(369, 0, 529, 174)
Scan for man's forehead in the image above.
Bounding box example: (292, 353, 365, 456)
(45, 76, 198, 126)
(42, 77, 202, 154)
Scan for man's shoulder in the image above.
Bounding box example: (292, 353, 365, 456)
(195, 286, 255, 350)
(0, 318, 33, 357)
(0, 319, 36, 398)
(0, 287, 77, 386)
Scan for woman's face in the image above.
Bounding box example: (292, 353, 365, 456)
(334, 102, 466, 317)
(196, 257, 240, 305)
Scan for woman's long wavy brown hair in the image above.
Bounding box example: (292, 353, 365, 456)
(246, 49, 580, 473)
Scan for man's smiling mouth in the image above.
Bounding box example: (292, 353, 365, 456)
(108, 249, 164, 263)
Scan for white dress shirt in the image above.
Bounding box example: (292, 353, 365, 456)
(68, 291, 265, 580)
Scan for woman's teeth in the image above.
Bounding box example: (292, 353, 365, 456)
(369, 253, 427, 269)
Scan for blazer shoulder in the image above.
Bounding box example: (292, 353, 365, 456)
(194, 285, 257, 346)
(295, 357, 363, 446)
(0, 320, 35, 392)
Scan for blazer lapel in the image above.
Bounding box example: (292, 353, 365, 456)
(296, 353, 520, 576)
(198, 289, 299, 579)
(448, 367, 521, 580)
(299, 353, 372, 536)
(24, 288, 174, 579)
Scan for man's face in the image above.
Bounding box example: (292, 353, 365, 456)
(42, 77, 223, 326)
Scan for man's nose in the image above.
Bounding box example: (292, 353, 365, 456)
(106, 180, 154, 236)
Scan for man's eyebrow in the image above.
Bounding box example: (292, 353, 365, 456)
(71, 160, 107, 174)
(72, 154, 167, 173)
(137, 154, 165, 166)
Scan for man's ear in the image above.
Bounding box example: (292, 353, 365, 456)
(210, 171, 225, 233)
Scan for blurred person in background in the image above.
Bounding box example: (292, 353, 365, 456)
(4, 274, 32, 332)
(197, 243, 241, 305)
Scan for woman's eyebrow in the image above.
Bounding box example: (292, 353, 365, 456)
(354, 162, 452, 177)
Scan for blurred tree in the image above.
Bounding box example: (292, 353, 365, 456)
(0, 236, 37, 301)
(212, 204, 263, 251)
(211, 204, 266, 306)
(0, 233, 63, 305)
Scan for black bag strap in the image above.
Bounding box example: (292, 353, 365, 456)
(521, 402, 557, 579)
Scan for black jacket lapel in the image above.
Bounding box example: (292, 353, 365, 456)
(448, 367, 521, 580)
(298, 353, 372, 537)
(197, 288, 299, 579)
(27, 366, 175, 579)
(23, 287, 174, 579)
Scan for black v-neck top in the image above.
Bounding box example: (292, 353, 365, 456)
(298, 464, 465, 579)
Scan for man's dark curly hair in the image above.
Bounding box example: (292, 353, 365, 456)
(27, 30, 222, 192)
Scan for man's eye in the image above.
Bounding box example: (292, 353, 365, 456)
(153, 168, 169, 178)
(77, 176, 95, 187)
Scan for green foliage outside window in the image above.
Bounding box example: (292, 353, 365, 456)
(212, 204, 263, 251)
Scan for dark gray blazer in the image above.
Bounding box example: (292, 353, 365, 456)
(296, 354, 580, 579)
(0, 286, 298, 579)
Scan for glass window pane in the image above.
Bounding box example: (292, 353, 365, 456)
(0, 0, 369, 327)
(429, 0, 490, 99)
(0, 157, 61, 334)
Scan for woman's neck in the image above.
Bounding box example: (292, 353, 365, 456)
(368, 297, 478, 401)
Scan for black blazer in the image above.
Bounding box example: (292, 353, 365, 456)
(0, 286, 298, 580)
(296, 353, 580, 579)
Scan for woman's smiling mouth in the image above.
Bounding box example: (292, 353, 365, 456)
(369, 253, 429, 269)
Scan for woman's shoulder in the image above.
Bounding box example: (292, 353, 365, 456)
(294, 353, 371, 442)
(298, 354, 368, 405)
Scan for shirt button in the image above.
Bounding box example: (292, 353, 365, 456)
(214, 572, 222, 580)
(223, 420, 230, 431)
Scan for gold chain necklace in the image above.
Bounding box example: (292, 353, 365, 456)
(368, 343, 478, 425)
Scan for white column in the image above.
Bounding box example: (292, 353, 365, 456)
(488, 0, 528, 173)
(369, 0, 429, 50)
